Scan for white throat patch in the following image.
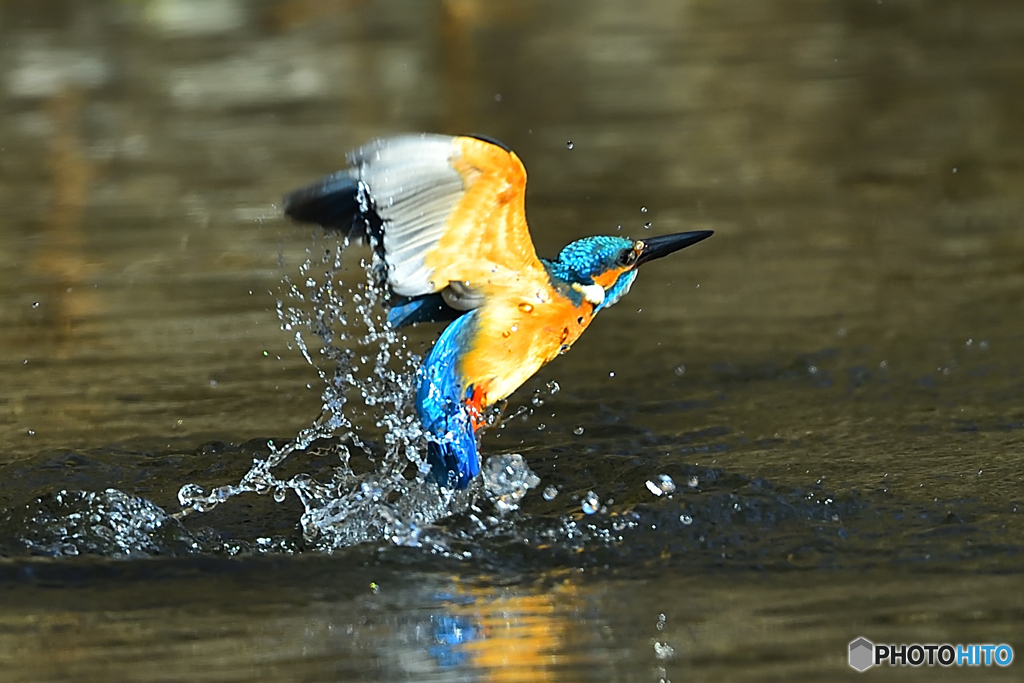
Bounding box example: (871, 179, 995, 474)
(573, 282, 606, 306)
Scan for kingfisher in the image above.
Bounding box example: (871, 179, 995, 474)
(283, 134, 712, 491)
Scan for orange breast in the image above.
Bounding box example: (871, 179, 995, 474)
(458, 273, 597, 408)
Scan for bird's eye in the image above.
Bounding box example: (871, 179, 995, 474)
(616, 247, 639, 268)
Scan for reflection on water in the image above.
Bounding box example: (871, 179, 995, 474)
(0, 568, 592, 681)
(0, 564, 1021, 682)
(0, 0, 1023, 680)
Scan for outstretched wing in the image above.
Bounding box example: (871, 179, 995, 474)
(283, 134, 545, 304)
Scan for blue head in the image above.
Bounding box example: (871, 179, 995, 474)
(544, 231, 714, 309)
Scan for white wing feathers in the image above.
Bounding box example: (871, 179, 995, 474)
(349, 135, 466, 297)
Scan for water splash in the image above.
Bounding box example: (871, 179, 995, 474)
(7, 489, 199, 558)
(481, 454, 540, 515)
(177, 231, 540, 550)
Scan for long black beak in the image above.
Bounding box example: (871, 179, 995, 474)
(635, 230, 714, 266)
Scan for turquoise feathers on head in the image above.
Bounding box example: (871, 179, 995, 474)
(543, 236, 637, 310)
(548, 236, 634, 281)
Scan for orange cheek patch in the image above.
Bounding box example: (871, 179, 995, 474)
(592, 266, 629, 289)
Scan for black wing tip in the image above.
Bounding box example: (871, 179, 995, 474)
(463, 133, 513, 154)
(282, 172, 361, 228)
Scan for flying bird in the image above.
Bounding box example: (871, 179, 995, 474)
(283, 134, 711, 490)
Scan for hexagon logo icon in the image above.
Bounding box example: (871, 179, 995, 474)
(849, 637, 874, 672)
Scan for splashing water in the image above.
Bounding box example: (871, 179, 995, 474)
(177, 230, 541, 550)
(481, 454, 541, 514)
(9, 489, 200, 558)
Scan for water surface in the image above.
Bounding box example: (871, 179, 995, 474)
(0, 0, 1022, 680)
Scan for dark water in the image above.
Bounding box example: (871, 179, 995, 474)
(1, 0, 1023, 680)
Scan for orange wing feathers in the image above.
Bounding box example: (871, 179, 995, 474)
(426, 136, 544, 287)
(431, 137, 602, 406)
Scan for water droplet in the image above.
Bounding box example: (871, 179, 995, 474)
(687, 476, 699, 488)
(644, 222, 652, 229)
(518, 302, 533, 313)
(608, 371, 615, 378)
(654, 642, 676, 661)
(566, 141, 574, 149)
(273, 488, 287, 503)
(645, 474, 676, 497)
(543, 485, 558, 501)
(656, 613, 666, 630)
(679, 513, 693, 525)
(581, 491, 600, 515)
(26, 429, 35, 436)
(573, 426, 584, 435)
(547, 381, 560, 394)
(641, 206, 648, 213)
(674, 365, 686, 376)
(31, 302, 40, 309)
(537, 423, 547, 431)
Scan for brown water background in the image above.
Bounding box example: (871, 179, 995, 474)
(0, 0, 1022, 680)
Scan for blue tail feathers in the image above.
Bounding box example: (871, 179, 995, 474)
(416, 312, 481, 489)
